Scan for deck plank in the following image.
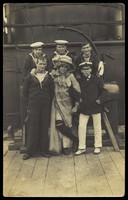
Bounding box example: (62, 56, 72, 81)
(3, 146, 125, 197)
(98, 147, 125, 196)
(32, 156, 49, 179)
(8, 155, 39, 197)
(8, 156, 51, 197)
(106, 149, 125, 180)
(74, 149, 113, 197)
(43, 154, 77, 197)
(8, 178, 45, 197)
(3, 151, 23, 197)
(3, 140, 11, 156)
(120, 150, 125, 158)
(3, 150, 18, 173)
(104, 173, 125, 197)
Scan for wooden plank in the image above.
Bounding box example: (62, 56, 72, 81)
(3, 150, 17, 173)
(76, 175, 113, 197)
(43, 155, 77, 197)
(98, 151, 120, 174)
(85, 147, 100, 163)
(32, 157, 49, 179)
(74, 149, 113, 197)
(102, 112, 120, 151)
(120, 150, 125, 158)
(3, 147, 125, 197)
(8, 155, 49, 197)
(3, 151, 23, 197)
(97, 147, 115, 163)
(98, 148, 125, 196)
(13, 156, 37, 179)
(106, 147, 125, 180)
(104, 173, 125, 197)
(3, 140, 11, 156)
(8, 178, 44, 197)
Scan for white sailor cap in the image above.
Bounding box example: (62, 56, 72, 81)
(30, 42, 44, 48)
(54, 40, 68, 45)
(79, 61, 92, 68)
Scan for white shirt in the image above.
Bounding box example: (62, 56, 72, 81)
(35, 71, 48, 88)
(87, 75, 91, 81)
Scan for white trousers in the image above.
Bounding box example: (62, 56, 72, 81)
(78, 113, 102, 149)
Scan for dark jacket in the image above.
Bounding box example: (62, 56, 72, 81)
(23, 73, 54, 107)
(78, 74, 108, 115)
(75, 52, 100, 76)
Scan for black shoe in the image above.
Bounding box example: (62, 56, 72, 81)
(72, 142, 78, 153)
(23, 153, 31, 160)
(49, 151, 60, 156)
(63, 148, 70, 155)
(41, 153, 50, 158)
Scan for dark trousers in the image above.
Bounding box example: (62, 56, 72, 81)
(26, 103, 51, 155)
(56, 120, 78, 143)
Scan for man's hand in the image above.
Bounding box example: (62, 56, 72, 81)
(50, 69, 59, 78)
(71, 102, 79, 113)
(65, 71, 71, 78)
(96, 99, 101, 104)
(96, 72, 101, 78)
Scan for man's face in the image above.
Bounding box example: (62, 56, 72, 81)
(33, 47, 42, 58)
(36, 60, 47, 72)
(56, 45, 67, 55)
(81, 66, 92, 77)
(81, 44, 92, 56)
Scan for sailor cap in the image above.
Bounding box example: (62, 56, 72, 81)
(79, 61, 92, 67)
(30, 42, 44, 48)
(54, 40, 68, 45)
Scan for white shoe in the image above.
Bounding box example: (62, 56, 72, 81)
(75, 149, 86, 156)
(94, 147, 100, 154)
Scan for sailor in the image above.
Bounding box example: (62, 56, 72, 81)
(75, 41, 104, 78)
(75, 61, 107, 155)
(23, 42, 48, 79)
(49, 40, 76, 72)
(22, 58, 54, 160)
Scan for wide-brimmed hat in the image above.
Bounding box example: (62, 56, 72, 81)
(30, 42, 44, 48)
(52, 55, 73, 65)
(79, 61, 92, 68)
(52, 55, 74, 72)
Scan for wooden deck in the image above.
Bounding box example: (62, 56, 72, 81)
(3, 140, 125, 197)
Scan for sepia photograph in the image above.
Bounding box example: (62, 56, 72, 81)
(3, 3, 125, 197)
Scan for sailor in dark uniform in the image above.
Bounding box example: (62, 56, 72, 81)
(75, 62, 108, 155)
(22, 58, 54, 160)
(49, 40, 76, 72)
(23, 42, 49, 79)
(75, 41, 104, 78)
